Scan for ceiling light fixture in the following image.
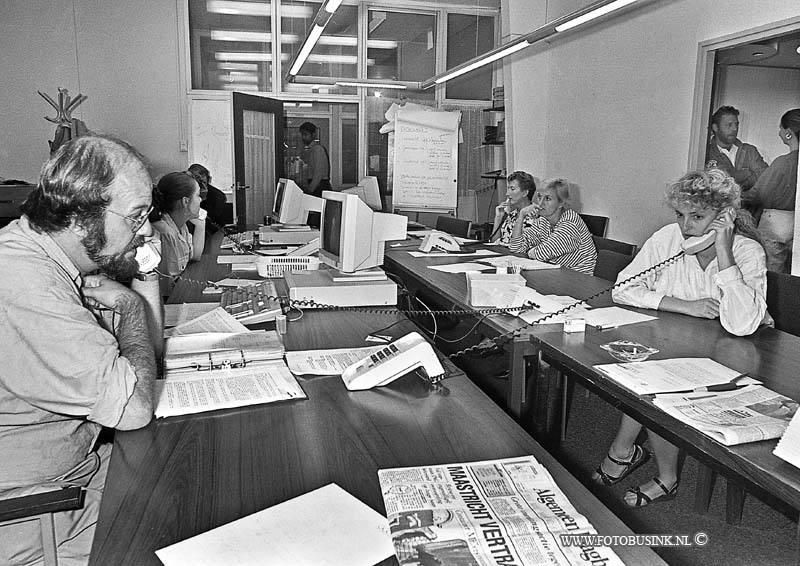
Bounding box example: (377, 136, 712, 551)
(421, 0, 643, 89)
(286, 0, 345, 78)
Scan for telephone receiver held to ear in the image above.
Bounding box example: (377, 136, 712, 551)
(680, 208, 735, 255)
(135, 240, 161, 272)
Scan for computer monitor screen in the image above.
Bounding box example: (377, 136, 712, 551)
(272, 178, 323, 225)
(321, 199, 342, 257)
(342, 176, 382, 211)
(319, 191, 407, 273)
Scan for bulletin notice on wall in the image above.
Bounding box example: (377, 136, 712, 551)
(392, 109, 460, 212)
(378, 455, 625, 566)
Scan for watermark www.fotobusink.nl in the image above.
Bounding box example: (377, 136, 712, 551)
(560, 532, 709, 548)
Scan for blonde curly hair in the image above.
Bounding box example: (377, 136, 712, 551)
(665, 169, 759, 241)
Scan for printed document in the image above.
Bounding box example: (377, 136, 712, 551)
(285, 346, 385, 376)
(594, 357, 747, 395)
(408, 249, 499, 258)
(155, 361, 305, 418)
(164, 303, 219, 328)
(165, 306, 248, 337)
(654, 385, 798, 445)
(155, 483, 394, 566)
(774, 410, 800, 468)
(379, 456, 624, 566)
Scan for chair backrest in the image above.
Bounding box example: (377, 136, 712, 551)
(594, 249, 634, 282)
(592, 235, 637, 257)
(766, 271, 800, 337)
(579, 214, 609, 237)
(0, 184, 35, 227)
(435, 215, 472, 238)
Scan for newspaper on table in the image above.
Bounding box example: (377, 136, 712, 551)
(378, 455, 625, 566)
(653, 385, 798, 446)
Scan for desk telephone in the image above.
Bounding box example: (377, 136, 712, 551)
(341, 332, 445, 391)
(418, 231, 462, 253)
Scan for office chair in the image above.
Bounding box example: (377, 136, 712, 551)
(579, 214, 609, 238)
(0, 486, 84, 566)
(593, 249, 634, 282)
(592, 235, 637, 257)
(695, 270, 800, 525)
(0, 183, 35, 229)
(435, 215, 472, 238)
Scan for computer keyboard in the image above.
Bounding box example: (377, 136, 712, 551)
(219, 280, 282, 324)
(220, 231, 256, 250)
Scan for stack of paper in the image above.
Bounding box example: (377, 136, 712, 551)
(155, 484, 394, 566)
(774, 410, 800, 467)
(594, 357, 749, 395)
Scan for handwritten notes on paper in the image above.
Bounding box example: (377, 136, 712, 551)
(392, 109, 460, 211)
(285, 346, 385, 376)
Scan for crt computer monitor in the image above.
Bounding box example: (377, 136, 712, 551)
(272, 178, 323, 225)
(342, 176, 382, 211)
(319, 190, 407, 273)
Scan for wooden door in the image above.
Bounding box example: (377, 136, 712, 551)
(232, 93, 284, 227)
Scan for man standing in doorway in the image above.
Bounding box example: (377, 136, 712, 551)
(299, 122, 332, 197)
(706, 105, 768, 194)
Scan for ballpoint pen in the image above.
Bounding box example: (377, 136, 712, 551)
(674, 374, 751, 394)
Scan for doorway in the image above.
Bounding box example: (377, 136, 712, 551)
(232, 92, 285, 226)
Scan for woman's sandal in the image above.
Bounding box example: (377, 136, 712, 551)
(591, 444, 651, 486)
(625, 477, 679, 507)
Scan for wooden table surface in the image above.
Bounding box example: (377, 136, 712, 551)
(384, 241, 800, 514)
(89, 234, 665, 566)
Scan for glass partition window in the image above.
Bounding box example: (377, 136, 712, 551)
(280, 1, 358, 90)
(367, 10, 436, 83)
(189, 0, 275, 91)
(445, 13, 495, 101)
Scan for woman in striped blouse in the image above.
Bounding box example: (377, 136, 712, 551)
(508, 178, 596, 273)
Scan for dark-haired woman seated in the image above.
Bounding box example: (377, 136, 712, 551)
(151, 171, 206, 297)
(592, 169, 770, 507)
(491, 170, 537, 245)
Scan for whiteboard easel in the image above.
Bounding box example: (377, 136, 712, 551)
(389, 108, 460, 217)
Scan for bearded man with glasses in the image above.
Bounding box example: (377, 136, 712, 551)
(0, 135, 162, 565)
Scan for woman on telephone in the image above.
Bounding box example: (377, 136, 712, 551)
(151, 171, 206, 297)
(508, 178, 596, 274)
(592, 168, 770, 507)
(491, 170, 537, 245)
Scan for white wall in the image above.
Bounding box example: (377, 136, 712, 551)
(502, 0, 800, 246)
(0, 0, 185, 183)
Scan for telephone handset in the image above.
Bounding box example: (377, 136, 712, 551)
(135, 241, 161, 273)
(680, 231, 715, 255)
(288, 237, 320, 256)
(679, 208, 734, 255)
(341, 332, 446, 391)
(419, 231, 462, 253)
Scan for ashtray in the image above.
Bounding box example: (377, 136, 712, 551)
(600, 341, 659, 363)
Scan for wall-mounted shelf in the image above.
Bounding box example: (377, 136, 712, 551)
(483, 106, 505, 112)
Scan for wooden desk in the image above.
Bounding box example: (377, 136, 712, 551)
(384, 243, 538, 419)
(89, 234, 664, 566)
(383, 244, 800, 517)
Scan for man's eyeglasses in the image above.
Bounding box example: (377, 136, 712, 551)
(105, 204, 154, 233)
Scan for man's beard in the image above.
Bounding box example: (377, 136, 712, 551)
(82, 220, 143, 281)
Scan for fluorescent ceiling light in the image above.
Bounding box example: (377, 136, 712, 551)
(206, 1, 269, 16)
(307, 54, 358, 64)
(336, 81, 407, 89)
(206, 1, 311, 18)
(210, 30, 301, 44)
(218, 72, 259, 82)
(222, 83, 258, 91)
(289, 23, 324, 75)
(216, 62, 259, 70)
(434, 40, 529, 84)
(211, 30, 270, 43)
(554, 0, 639, 32)
(215, 51, 272, 61)
(324, 0, 343, 13)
